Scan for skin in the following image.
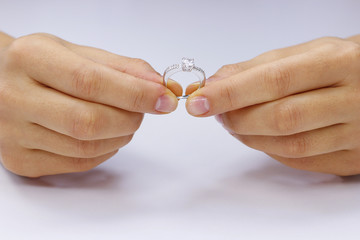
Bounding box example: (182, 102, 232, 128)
(0, 32, 182, 177)
(186, 35, 360, 176)
(2, 32, 360, 178)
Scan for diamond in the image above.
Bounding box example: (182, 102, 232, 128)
(181, 58, 194, 72)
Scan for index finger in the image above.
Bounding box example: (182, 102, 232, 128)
(10, 35, 178, 113)
(186, 42, 356, 116)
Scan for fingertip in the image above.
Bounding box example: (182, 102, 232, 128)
(154, 89, 179, 114)
(145, 71, 163, 84)
(185, 95, 210, 116)
(167, 79, 183, 97)
(185, 82, 200, 95)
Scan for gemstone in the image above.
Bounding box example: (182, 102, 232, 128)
(181, 58, 195, 72)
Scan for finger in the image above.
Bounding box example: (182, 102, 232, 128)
(0, 32, 14, 48)
(12, 35, 177, 113)
(33, 33, 162, 83)
(221, 87, 353, 136)
(68, 45, 163, 82)
(20, 123, 133, 158)
(267, 150, 360, 176)
(2, 147, 118, 177)
(187, 43, 352, 116)
(30, 34, 183, 96)
(209, 37, 345, 81)
(233, 123, 353, 159)
(185, 82, 201, 96)
(20, 82, 144, 140)
(62, 43, 183, 96)
(167, 79, 183, 97)
(347, 34, 360, 45)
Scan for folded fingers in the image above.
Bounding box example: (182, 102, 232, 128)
(221, 87, 356, 136)
(1, 145, 118, 177)
(266, 150, 360, 176)
(18, 82, 144, 140)
(233, 123, 355, 159)
(20, 123, 133, 158)
(7, 35, 178, 113)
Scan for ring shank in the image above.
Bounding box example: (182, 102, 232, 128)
(163, 65, 206, 100)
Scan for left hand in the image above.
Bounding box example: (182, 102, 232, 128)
(186, 35, 360, 176)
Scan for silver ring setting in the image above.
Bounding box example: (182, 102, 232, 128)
(163, 58, 206, 100)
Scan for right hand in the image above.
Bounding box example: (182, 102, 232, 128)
(0, 33, 180, 177)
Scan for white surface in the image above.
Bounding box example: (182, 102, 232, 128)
(1, 0, 360, 239)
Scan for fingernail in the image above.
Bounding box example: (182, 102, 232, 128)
(215, 114, 224, 125)
(187, 96, 210, 115)
(155, 95, 177, 113)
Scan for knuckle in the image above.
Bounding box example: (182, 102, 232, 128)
(317, 37, 357, 57)
(127, 113, 144, 133)
(0, 151, 37, 177)
(70, 157, 98, 172)
(5, 38, 31, 64)
(274, 156, 316, 172)
(236, 134, 252, 146)
(222, 112, 238, 133)
(259, 49, 283, 60)
(131, 58, 146, 64)
(30, 32, 59, 41)
(75, 140, 102, 158)
(131, 58, 151, 69)
(6, 34, 46, 62)
(333, 167, 360, 176)
(219, 64, 243, 75)
(272, 101, 302, 135)
(329, 158, 360, 176)
(283, 135, 310, 158)
(121, 134, 134, 146)
(122, 58, 153, 75)
(1, 154, 21, 174)
(263, 64, 292, 98)
(333, 170, 356, 176)
(0, 83, 14, 111)
(318, 36, 342, 45)
(71, 65, 104, 99)
(71, 109, 102, 140)
(127, 85, 146, 111)
(314, 37, 346, 52)
(219, 80, 236, 109)
(315, 38, 360, 77)
(133, 90, 145, 111)
(342, 41, 360, 63)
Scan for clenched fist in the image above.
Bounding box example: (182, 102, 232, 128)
(186, 35, 360, 176)
(0, 32, 180, 177)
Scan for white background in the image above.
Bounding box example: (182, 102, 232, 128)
(1, 0, 360, 239)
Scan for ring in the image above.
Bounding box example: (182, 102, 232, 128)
(163, 58, 206, 100)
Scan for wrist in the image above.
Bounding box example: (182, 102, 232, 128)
(346, 34, 360, 45)
(0, 32, 15, 50)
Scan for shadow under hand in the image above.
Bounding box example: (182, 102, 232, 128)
(190, 155, 360, 216)
(9, 168, 120, 189)
(2, 150, 181, 219)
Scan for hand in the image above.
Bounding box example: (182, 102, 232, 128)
(0, 33, 180, 177)
(186, 35, 360, 176)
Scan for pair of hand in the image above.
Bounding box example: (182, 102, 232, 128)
(1, 33, 360, 177)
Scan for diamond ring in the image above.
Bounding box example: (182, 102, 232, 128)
(163, 58, 206, 100)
